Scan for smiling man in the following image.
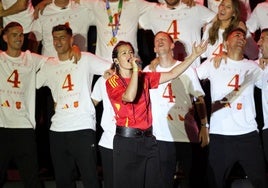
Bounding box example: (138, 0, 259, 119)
(196, 28, 267, 188)
(0, 22, 47, 188)
(36, 24, 111, 188)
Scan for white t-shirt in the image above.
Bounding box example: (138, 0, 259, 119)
(262, 66, 268, 130)
(255, 60, 268, 130)
(91, 76, 116, 149)
(139, 2, 215, 67)
(2, 0, 34, 33)
(31, 0, 94, 57)
(202, 22, 255, 59)
(196, 57, 263, 135)
(202, 22, 225, 58)
(0, 51, 47, 129)
(144, 61, 204, 142)
(207, 0, 221, 13)
(81, 0, 155, 61)
(36, 52, 111, 132)
(246, 2, 268, 33)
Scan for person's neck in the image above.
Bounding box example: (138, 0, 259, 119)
(227, 52, 244, 61)
(220, 20, 231, 29)
(158, 53, 176, 68)
(119, 69, 132, 78)
(166, 1, 180, 9)
(6, 49, 21, 58)
(104, 0, 126, 2)
(58, 52, 71, 61)
(54, 0, 69, 8)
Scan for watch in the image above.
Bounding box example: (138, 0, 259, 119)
(201, 123, 209, 128)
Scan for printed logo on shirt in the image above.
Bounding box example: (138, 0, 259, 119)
(178, 114, 185, 121)
(63, 104, 69, 109)
(237, 103, 242, 110)
(167, 114, 173, 121)
(15, 102, 21, 110)
(74, 101, 79, 108)
(1, 100, 10, 107)
(108, 75, 119, 88)
(115, 103, 120, 111)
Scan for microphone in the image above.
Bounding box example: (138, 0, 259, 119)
(128, 59, 142, 67)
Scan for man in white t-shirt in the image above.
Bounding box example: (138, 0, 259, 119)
(144, 31, 209, 188)
(35, 0, 158, 61)
(256, 28, 268, 164)
(0, 22, 47, 188)
(246, 0, 268, 34)
(196, 27, 267, 188)
(0, 0, 35, 50)
(30, 0, 94, 57)
(36, 24, 111, 188)
(139, 0, 215, 68)
(77, 0, 156, 61)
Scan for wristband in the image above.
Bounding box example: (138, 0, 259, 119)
(133, 68, 138, 72)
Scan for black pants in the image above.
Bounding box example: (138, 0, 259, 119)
(0, 128, 42, 188)
(113, 134, 166, 188)
(99, 146, 113, 188)
(157, 141, 207, 188)
(50, 129, 99, 188)
(262, 129, 268, 163)
(208, 131, 267, 188)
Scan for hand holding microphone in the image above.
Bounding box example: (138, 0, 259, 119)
(128, 57, 141, 71)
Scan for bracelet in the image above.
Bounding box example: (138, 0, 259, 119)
(133, 68, 138, 72)
(201, 123, 209, 128)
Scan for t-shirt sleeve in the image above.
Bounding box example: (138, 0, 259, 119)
(147, 72, 160, 89)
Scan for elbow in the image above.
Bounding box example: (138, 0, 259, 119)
(21, 5, 28, 11)
(122, 94, 136, 103)
(17, 2, 28, 11)
(123, 97, 136, 103)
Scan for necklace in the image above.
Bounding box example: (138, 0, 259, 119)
(106, 0, 123, 46)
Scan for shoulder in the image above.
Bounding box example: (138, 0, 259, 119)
(258, 2, 268, 8)
(78, 52, 97, 63)
(143, 65, 151, 72)
(43, 57, 59, 67)
(244, 59, 261, 69)
(106, 74, 120, 88)
(24, 50, 46, 59)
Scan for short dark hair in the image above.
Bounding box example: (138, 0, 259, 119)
(224, 27, 246, 41)
(2, 22, 23, 35)
(52, 23, 73, 36)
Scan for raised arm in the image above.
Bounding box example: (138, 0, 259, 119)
(33, 0, 52, 19)
(122, 59, 140, 102)
(160, 41, 208, 84)
(0, 0, 28, 18)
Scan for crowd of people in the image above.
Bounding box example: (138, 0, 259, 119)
(0, 0, 267, 188)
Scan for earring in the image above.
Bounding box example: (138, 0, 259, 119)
(115, 63, 120, 69)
